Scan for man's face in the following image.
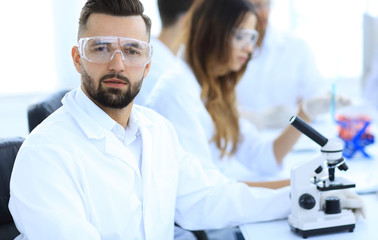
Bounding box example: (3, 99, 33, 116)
(249, 0, 271, 31)
(72, 13, 151, 109)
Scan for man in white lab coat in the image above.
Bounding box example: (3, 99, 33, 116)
(134, 0, 193, 105)
(237, 0, 324, 129)
(9, 0, 291, 239)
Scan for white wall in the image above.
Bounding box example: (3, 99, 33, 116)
(0, 0, 56, 95)
(0, 0, 370, 96)
(270, 0, 365, 81)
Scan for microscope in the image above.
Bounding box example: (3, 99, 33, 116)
(288, 116, 356, 238)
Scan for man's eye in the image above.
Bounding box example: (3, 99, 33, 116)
(125, 48, 141, 55)
(93, 46, 108, 52)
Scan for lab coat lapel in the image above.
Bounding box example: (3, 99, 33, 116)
(103, 132, 141, 175)
(139, 124, 156, 240)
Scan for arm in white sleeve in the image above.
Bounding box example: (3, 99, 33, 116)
(234, 118, 281, 174)
(175, 150, 291, 230)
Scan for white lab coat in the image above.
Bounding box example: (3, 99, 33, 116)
(9, 88, 290, 240)
(135, 37, 178, 105)
(145, 60, 281, 181)
(236, 25, 323, 112)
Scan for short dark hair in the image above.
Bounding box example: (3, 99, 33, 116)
(78, 0, 151, 40)
(157, 0, 193, 28)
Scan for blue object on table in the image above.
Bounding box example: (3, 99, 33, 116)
(337, 119, 375, 159)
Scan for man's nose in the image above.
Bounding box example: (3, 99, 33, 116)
(108, 50, 126, 72)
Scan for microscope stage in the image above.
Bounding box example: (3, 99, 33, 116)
(316, 177, 356, 191)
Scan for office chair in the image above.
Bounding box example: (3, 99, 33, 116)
(0, 137, 23, 239)
(27, 90, 69, 132)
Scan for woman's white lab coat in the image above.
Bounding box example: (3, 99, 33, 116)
(9, 89, 290, 240)
(145, 60, 281, 181)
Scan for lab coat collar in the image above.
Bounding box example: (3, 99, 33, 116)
(63, 88, 152, 140)
(62, 88, 108, 140)
(132, 105, 155, 128)
(62, 88, 156, 173)
(102, 106, 155, 182)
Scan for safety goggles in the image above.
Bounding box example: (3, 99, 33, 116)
(232, 29, 259, 50)
(78, 36, 153, 66)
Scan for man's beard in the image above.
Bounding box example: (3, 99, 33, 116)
(81, 67, 143, 109)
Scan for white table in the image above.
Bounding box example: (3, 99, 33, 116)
(240, 119, 378, 239)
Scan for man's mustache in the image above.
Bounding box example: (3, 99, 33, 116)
(100, 74, 130, 84)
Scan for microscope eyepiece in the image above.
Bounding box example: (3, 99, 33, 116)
(290, 115, 328, 147)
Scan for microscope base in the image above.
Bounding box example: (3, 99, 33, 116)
(290, 224, 355, 239)
(288, 210, 355, 238)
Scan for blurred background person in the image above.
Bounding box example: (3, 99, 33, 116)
(146, 0, 299, 190)
(144, 0, 351, 191)
(145, 0, 291, 238)
(135, 0, 194, 105)
(363, 50, 378, 109)
(236, 0, 327, 129)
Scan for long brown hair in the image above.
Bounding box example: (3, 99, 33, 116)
(183, 0, 257, 157)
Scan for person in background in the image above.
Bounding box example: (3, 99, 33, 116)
(134, 0, 194, 105)
(145, 1, 362, 238)
(236, 0, 342, 129)
(9, 0, 294, 239)
(146, 0, 307, 192)
(363, 50, 378, 109)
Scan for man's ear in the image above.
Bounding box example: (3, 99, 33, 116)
(143, 60, 151, 79)
(72, 46, 82, 73)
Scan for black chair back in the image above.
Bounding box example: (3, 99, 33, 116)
(0, 137, 23, 239)
(27, 90, 69, 132)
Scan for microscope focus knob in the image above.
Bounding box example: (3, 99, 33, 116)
(324, 197, 341, 214)
(299, 194, 316, 210)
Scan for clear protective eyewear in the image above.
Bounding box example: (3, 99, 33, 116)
(233, 29, 259, 50)
(78, 36, 153, 66)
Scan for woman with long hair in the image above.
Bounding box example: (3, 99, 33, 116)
(146, 0, 310, 188)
